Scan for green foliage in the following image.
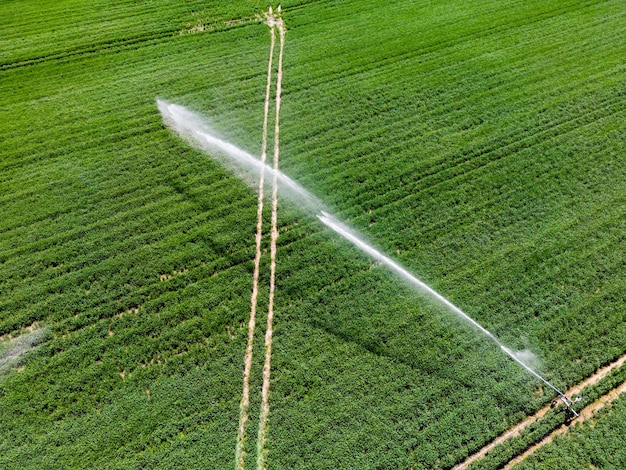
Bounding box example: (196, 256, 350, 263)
(0, 0, 624, 468)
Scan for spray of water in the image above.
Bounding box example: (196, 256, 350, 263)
(157, 100, 322, 212)
(316, 213, 565, 397)
(157, 100, 572, 404)
(0, 327, 48, 376)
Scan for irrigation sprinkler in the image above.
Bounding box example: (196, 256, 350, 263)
(557, 394, 582, 418)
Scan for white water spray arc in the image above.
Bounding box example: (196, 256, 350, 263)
(157, 101, 579, 417)
(316, 213, 578, 415)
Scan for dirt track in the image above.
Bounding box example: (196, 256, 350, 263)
(455, 352, 626, 469)
(258, 12, 286, 470)
(236, 11, 276, 470)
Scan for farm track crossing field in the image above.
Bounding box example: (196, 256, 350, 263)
(1, 0, 624, 468)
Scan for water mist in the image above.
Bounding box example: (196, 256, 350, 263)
(157, 100, 578, 414)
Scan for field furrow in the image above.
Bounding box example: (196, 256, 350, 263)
(1, 0, 624, 468)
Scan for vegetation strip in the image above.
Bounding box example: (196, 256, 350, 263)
(235, 11, 276, 470)
(257, 10, 286, 470)
(504, 379, 626, 469)
(2, 1, 624, 467)
(455, 352, 626, 469)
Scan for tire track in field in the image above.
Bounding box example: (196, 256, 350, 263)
(283, 0, 602, 96)
(0, 16, 258, 71)
(503, 379, 626, 469)
(455, 351, 626, 469)
(257, 12, 285, 470)
(236, 13, 276, 470)
(0, 31, 178, 71)
(354, 97, 625, 226)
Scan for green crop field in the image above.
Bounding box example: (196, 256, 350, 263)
(1, 0, 624, 468)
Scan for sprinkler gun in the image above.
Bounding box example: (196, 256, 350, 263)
(558, 394, 581, 418)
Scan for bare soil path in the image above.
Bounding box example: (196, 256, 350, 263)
(455, 352, 626, 470)
(235, 12, 275, 470)
(257, 11, 286, 470)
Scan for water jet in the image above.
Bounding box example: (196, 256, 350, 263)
(158, 100, 580, 416)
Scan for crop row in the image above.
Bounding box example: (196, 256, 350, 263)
(0, 0, 295, 68)
(1, 0, 624, 468)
